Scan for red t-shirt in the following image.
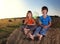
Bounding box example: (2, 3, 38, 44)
(25, 18, 35, 25)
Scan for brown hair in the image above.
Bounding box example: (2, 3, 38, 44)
(26, 10, 32, 18)
(42, 6, 48, 12)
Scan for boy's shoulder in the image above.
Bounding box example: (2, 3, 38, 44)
(39, 16, 43, 18)
(47, 15, 51, 18)
(39, 16, 43, 19)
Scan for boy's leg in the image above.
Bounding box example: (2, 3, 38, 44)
(29, 26, 41, 40)
(33, 26, 41, 37)
(39, 34, 43, 40)
(39, 28, 48, 40)
(35, 33, 43, 40)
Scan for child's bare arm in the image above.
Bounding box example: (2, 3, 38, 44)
(47, 22, 52, 27)
(27, 22, 36, 25)
(24, 19, 27, 24)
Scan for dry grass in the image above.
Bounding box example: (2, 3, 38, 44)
(0, 18, 22, 44)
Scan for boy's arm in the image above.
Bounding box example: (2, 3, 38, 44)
(42, 22, 51, 29)
(47, 22, 51, 27)
(38, 17, 44, 27)
(38, 21, 51, 27)
(47, 16, 52, 27)
(43, 21, 52, 29)
(38, 22, 42, 26)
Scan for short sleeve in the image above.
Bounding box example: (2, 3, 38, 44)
(48, 16, 52, 22)
(39, 16, 42, 24)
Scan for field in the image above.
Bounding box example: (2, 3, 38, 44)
(0, 16, 60, 44)
(0, 18, 22, 44)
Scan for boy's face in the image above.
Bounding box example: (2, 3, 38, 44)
(42, 10, 48, 15)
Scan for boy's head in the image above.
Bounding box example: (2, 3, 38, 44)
(41, 6, 48, 15)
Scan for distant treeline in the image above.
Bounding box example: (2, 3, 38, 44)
(19, 15, 60, 19)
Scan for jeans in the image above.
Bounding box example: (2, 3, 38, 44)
(33, 26, 49, 36)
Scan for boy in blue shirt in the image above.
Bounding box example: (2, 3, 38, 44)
(30, 6, 52, 40)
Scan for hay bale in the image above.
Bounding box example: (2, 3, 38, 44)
(6, 28, 60, 44)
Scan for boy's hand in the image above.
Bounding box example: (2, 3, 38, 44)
(43, 26, 48, 29)
(43, 22, 51, 29)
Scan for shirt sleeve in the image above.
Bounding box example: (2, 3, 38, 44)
(39, 16, 42, 24)
(48, 16, 52, 23)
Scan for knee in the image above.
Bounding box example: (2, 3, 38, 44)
(38, 26, 41, 29)
(36, 27, 41, 30)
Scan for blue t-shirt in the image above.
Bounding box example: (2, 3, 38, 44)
(39, 15, 51, 26)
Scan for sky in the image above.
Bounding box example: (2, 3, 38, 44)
(0, 0, 60, 19)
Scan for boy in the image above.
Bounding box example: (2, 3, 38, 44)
(30, 6, 52, 40)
